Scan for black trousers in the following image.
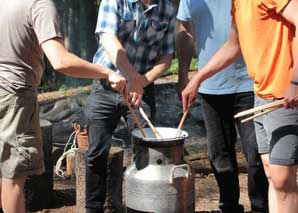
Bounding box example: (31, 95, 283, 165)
(200, 92, 269, 213)
(84, 81, 155, 212)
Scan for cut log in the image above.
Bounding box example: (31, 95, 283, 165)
(24, 119, 53, 212)
(66, 151, 76, 179)
(75, 149, 86, 213)
(75, 147, 124, 213)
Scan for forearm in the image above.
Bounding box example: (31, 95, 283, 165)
(292, 36, 298, 82)
(101, 32, 138, 80)
(192, 27, 241, 86)
(56, 52, 113, 78)
(200, 42, 240, 80)
(42, 38, 112, 79)
(176, 21, 195, 81)
(143, 54, 173, 86)
(281, 0, 298, 82)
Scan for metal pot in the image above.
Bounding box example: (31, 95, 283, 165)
(125, 127, 195, 213)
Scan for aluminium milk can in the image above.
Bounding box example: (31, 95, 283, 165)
(125, 127, 195, 213)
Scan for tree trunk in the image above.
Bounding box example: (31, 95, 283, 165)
(52, 0, 98, 86)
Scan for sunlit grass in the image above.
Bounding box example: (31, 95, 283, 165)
(167, 57, 198, 75)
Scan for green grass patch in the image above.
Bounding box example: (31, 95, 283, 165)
(167, 57, 198, 75)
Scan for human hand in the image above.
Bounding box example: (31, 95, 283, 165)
(181, 77, 200, 113)
(108, 72, 127, 94)
(283, 82, 298, 108)
(127, 73, 144, 107)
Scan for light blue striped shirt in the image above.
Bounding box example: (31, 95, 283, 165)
(93, 0, 176, 74)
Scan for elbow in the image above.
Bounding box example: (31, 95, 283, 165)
(51, 55, 70, 73)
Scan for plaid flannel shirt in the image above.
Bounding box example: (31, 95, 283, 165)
(93, 0, 176, 74)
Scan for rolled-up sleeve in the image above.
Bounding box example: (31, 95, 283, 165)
(95, 0, 121, 35)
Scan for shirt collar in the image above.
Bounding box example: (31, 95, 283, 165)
(128, 0, 158, 6)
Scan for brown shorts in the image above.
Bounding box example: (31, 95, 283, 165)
(0, 91, 44, 178)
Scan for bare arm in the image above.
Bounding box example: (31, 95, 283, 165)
(280, 0, 298, 108)
(41, 38, 126, 92)
(101, 32, 144, 106)
(144, 54, 172, 84)
(176, 20, 196, 97)
(181, 25, 242, 112)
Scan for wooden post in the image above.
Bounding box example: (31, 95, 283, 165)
(75, 147, 124, 213)
(75, 149, 87, 213)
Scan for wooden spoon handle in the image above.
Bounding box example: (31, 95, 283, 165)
(176, 110, 189, 137)
(139, 107, 162, 139)
(121, 92, 146, 137)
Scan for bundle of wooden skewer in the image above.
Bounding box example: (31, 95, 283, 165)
(234, 99, 284, 123)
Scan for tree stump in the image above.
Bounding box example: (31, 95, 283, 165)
(75, 147, 124, 213)
(24, 119, 53, 212)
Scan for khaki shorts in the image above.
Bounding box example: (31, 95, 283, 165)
(0, 92, 44, 178)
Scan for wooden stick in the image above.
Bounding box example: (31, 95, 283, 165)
(139, 107, 162, 139)
(176, 110, 189, 137)
(236, 95, 298, 122)
(240, 107, 278, 123)
(234, 100, 283, 118)
(121, 93, 146, 138)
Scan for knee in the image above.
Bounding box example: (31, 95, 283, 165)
(209, 156, 236, 173)
(269, 173, 295, 193)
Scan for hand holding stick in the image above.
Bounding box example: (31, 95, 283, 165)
(121, 92, 146, 138)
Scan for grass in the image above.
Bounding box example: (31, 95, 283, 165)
(167, 57, 198, 75)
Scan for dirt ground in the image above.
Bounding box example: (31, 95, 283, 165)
(32, 172, 251, 213)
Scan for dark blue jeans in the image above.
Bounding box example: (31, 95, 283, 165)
(84, 80, 155, 212)
(200, 92, 268, 213)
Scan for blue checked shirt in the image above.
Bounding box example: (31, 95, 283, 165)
(93, 0, 176, 74)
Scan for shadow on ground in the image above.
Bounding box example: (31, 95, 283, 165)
(52, 188, 76, 208)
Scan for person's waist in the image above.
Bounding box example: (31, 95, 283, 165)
(93, 79, 155, 93)
(92, 79, 114, 92)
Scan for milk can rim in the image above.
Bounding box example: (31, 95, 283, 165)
(131, 127, 188, 144)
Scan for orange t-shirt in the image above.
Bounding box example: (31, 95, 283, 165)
(232, 0, 295, 99)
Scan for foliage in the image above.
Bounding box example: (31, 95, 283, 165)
(167, 58, 198, 75)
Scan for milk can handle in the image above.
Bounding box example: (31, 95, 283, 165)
(169, 164, 191, 184)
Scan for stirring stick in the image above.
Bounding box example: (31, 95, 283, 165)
(235, 95, 298, 123)
(176, 109, 189, 137)
(234, 100, 283, 118)
(235, 95, 298, 119)
(240, 107, 277, 123)
(139, 107, 162, 139)
(121, 92, 146, 138)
